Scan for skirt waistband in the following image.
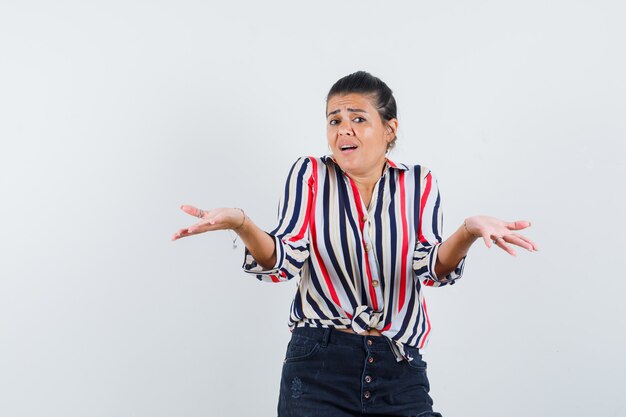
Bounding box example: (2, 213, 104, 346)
(292, 326, 405, 354)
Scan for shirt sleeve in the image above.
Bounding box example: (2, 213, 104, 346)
(242, 156, 313, 283)
(412, 168, 466, 287)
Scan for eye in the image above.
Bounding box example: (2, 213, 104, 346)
(353, 117, 365, 123)
(329, 119, 339, 126)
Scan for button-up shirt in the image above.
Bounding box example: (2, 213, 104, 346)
(243, 155, 466, 360)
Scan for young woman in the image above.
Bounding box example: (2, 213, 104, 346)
(173, 71, 537, 417)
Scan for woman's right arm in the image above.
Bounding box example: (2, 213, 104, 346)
(172, 206, 277, 269)
(172, 157, 314, 280)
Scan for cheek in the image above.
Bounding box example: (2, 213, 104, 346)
(360, 126, 380, 143)
(327, 127, 338, 141)
(362, 127, 388, 152)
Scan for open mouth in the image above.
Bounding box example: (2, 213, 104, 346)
(340, 144, 358, 153)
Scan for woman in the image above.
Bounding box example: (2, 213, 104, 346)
(172, 71, 537, 417)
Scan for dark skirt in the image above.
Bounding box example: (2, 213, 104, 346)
(278, 326, 443, 417)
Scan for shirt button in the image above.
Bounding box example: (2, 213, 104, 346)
(362, 215, 368, 222)
(372, 280, 379, 287)
(365, 244, 371, 252)
(367, 339, 373, 346)
(364, 390, 371, 399)
(365, 375, 372, 383)
(368, 356, 374, 364)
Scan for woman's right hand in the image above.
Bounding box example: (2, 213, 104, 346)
(171, 205, 246, 241)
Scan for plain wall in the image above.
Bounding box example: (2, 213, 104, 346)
(1, 1, 625, 416)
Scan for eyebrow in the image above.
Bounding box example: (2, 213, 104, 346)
(326, 108, 369, 118)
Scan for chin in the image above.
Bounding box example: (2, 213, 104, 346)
(337, 159, 362, 174)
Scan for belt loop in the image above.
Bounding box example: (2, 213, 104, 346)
(320, 327, 331, 348)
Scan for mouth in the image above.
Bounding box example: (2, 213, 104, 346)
(339, 144, 358, 153)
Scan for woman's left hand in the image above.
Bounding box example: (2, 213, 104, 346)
(463, 216, 538, 256)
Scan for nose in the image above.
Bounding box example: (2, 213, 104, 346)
(337, 120, 354, 136)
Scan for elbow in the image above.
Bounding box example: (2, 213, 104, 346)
(434, 258, 454, 279)
(256, 254, 277, 270)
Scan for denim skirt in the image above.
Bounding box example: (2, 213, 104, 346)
(278, 326, 443, 417)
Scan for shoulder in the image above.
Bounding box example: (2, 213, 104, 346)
(292, 154, 340, 174)
(388, 158, 434, 180)
(282, 156, 323, 183)
(289, 155, 325, 172)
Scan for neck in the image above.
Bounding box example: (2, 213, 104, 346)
(348, 171, 381, 192)
(345, 157, 387, 192)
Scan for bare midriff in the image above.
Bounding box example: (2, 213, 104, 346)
(336, 328, 383, 337)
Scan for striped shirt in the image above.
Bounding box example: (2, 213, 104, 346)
(243, 155, 466, 360)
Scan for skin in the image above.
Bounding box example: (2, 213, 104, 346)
(173, 206, 277, 270)
(326, 93, 398, 208)
(172, 92, 539, 333)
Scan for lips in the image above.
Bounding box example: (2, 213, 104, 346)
(338, 142, 358, 153)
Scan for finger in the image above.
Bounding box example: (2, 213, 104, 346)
(502, 234, 534, 252)
(495, 237, 516, 256)
(172, 219, 213, 238)
(186, 224, 200, 234)
(172, 227, 195, 241)
(506, 220, 532, 230)
(508, 233, 539, 251)
(482, 233, 492, 248)
(180, 204, 205, 219)
(189, 212, 227, 231)
(187, 220, 216, 233)
(191, 212, 232, 231)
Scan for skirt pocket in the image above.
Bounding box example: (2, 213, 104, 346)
(284, 334, 322, 363)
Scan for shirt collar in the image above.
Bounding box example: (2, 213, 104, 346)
(322, 154, 410, 172)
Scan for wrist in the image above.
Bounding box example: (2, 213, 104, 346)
(233, 208, 247, 234)
(462, 218, 478, 242)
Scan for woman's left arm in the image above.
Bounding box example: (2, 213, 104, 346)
(435, 216, 539, 278)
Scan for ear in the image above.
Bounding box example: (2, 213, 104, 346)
(385, 118, 398, 143)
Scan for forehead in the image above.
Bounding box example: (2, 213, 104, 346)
(326, 93, 377, 114)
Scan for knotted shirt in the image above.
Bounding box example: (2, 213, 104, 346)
(243, 155, 466, 361)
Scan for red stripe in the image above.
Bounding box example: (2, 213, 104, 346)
(418, 297, 432, 349)
(348, 177, 366, 229)
(398, 171, 409, 311)
(270, 267, 289, 283)
(309, 159, 342, 307)
(417, 172, 432, 244)
(348, 177, 378, 311)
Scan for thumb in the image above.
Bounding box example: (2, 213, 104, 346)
(507, 220, 531, 230)
(180, 204, 202, 218)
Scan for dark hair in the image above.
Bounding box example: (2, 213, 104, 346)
(326, 71, 398, 151)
